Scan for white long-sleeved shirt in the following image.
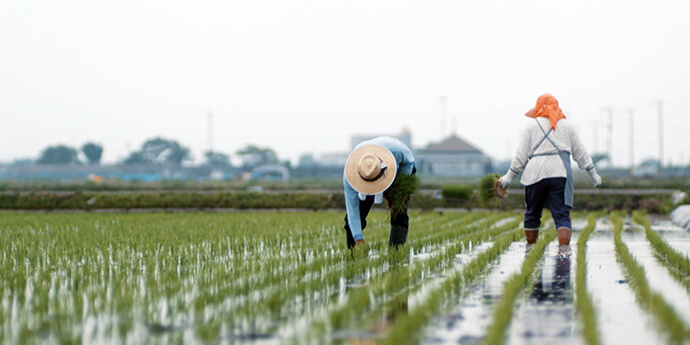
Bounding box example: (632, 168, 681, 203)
(510, 117, 594, 186)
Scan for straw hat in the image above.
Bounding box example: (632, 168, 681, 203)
(345, 144, 397, 194)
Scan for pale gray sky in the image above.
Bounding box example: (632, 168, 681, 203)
(1, 0, 689, 167)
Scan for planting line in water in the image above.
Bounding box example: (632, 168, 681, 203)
(263, 213, 490, 341)
(505, 239, 579, 345)
(380, 226, 527, 345)
(585, 214, 664, 345)
(223, 213, 477, 335)
(480, 227, 557, 345)
(299, 214, 519, 344)
(610, 212, 690, 344)
(632, 210, 690, 294)
(620, 212, 690, 327)
(574, 213, 603, 345)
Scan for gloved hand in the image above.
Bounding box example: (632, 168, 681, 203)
(499, 170, 517, 189)
(588, 167, 602, 188)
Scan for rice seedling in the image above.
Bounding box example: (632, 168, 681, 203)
(383, 172, 420, 219)
(380, 226, 525, 345)
(302, 213, 519, 343)
(481, 227, 557, 345)
(478, 173, 504, 207)
(632, 210, 690, 293)
(610, 212, 690, 344)
(575, 212, 605, 345)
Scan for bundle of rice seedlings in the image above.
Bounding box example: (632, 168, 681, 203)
(478, 173, 507, 207)
(384, 172, 420, 218)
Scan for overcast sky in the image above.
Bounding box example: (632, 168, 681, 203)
(1, 0, 689, 167)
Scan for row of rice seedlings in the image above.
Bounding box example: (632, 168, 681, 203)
(610, 212, 690, 344)
(631, 210, 690, 293)
(575, 212, 605, 345)
(380, 226, 526, 345)
(0, 212, 355, 342)
(0, 211, 478, 343)
(223, 212, 487, 339)
(304, 214, 520, 342)
(481, 228, 558, 345)
(348, 214, 521, 333)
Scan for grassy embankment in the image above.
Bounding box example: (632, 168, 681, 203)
(0, 189, 676, 213)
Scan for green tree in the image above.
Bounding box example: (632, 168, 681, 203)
(81, 142, 103, 165)
(124, 137, 191, 165)
(236, 145, 278, 169)
(204, 151, 230, 166)
(37, 145, 79, 164)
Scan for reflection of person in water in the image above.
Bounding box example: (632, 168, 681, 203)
(530, 246, 572, 303)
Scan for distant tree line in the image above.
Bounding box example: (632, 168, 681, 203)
(21, 137, 284, 170)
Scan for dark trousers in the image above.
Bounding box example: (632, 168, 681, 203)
(524, 177, 572, 230)
(343, 196, 410, 249)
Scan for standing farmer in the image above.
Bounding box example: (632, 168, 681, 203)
(500, 94, 601, 245)
(343, 136, 416, 250)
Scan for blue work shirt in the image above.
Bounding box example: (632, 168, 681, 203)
(343, 137, 415, 242)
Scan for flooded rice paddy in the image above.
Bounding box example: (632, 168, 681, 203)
(1, 210, 690, 344)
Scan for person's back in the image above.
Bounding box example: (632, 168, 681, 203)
(516, 117, 592, 187)
(501, 94, 601, 245)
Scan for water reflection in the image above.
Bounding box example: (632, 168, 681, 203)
(509, 245, 577, 345)
(530, 246, 571, 303)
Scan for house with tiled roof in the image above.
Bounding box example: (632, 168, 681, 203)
(416, 134, 491, 177)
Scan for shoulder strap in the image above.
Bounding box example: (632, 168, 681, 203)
(528, 120, 554, 158)
(535, 119, 561, 152)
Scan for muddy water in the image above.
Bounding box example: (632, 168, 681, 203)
(423, 241, 528, 344)
(506, 239, 581, 345)
(621, 219, 690, 324)
(586, 222, 667, 345)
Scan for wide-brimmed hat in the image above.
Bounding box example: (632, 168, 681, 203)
(345, 144, 397, 194)
(525, 93, 566, 130)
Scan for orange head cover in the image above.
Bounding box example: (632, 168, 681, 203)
(525, 93, 566, 130)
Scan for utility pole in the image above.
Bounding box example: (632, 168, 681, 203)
(592, 121, 599, 154)
(207, 111, 214, 153)
(658, 101, 663, 169)
(606, 108, 613, 168)
(440, 96, 447, 138)
(629, 109, 634, 172)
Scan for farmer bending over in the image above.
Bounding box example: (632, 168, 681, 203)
(500, 94, 601, 245)
(343, 136, 416, 250)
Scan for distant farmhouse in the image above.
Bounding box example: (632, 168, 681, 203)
(310, 129, 492, 178)
(415, 135, 491, 177)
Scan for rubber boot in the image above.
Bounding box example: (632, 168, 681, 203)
(389, 225, 409, 248)
(558, 227, 572, 246)
(525, 228, 539, 244)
